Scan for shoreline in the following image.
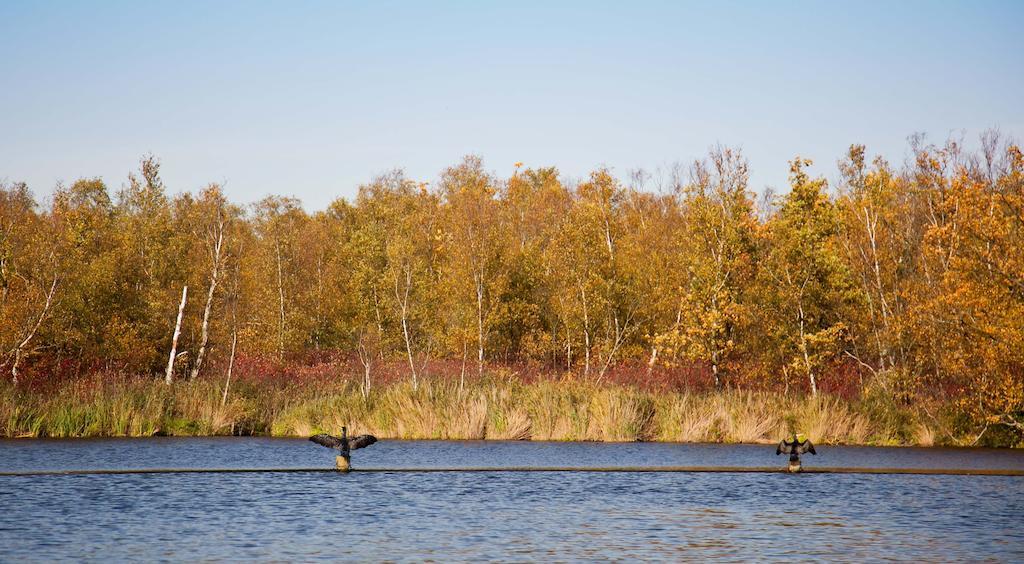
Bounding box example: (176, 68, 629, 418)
(4, 376, 1015, 447)
(3, 434, 1022, 449)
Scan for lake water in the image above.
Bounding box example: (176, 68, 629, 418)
(1, 439, 1023, 561)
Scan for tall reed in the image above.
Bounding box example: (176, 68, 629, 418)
(1, 373, 946, 445)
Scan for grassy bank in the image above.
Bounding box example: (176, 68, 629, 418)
(0, 373, 991, 446)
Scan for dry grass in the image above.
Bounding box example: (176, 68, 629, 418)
(523, 381, 588, 440)
(796, 395, 873, 445)
(653, 393, 719, 442)
(914, 423, 936, 447)
(0, 372, 957, 445)
(585, 388, 654, 441)
(0, 376, 260, 438)
(486, 386, 531, 440)
(719, 392, 786, 444)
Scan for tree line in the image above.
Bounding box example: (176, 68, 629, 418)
(2, 133, 1022, 431)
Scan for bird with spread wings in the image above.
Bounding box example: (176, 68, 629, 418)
(310, 426, 377, 455)
(777, 433, 816, 472)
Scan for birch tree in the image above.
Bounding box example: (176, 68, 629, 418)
(762, 158, 858, 395)
(440, 156, 505, 376)
(837, 145, 920, 382)
(187, 185, 237, 380)
(251, 196, 306, 359)
(353, 172, 438, 388)
(500, 166, 570, 363)
(117, 156, 179, 368)
(0, 183, 64, 384)
(655, 147, 757, 388)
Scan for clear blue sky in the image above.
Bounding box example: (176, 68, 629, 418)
(2, 1, 1022, 210)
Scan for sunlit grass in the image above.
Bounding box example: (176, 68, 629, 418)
(0, 371, 962, 445)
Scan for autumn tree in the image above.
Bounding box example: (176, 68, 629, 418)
(917, 136, 1024, 436)
(0, 183, 61, 384)
(834, 144, 932, 399)
(500, 166, 570, 364)
(174, 184, 242, 379)
(4, 142, 1024, 444)
(249, 196, 308, 359)
(48, 179, 124, 365)
(115, 157, 185, 370)
(349, 172, 439, 388)
(547, 170, 639, 378)
(655, 147, 758, 388)
(439, 156, 506, 377)
(761, 158, 859, 395)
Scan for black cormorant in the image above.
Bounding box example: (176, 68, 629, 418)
(310, 427, 378, 453)
(776, 433, 816, 472)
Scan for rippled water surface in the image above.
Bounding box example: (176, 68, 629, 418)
(2, 439, 1023, 561)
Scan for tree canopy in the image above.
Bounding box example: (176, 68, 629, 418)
(2, 135, 1022, 434)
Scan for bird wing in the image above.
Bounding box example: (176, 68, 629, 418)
(348, 434, 378, 450)
(796, 439, 816, 455)
(310, 434, 343, 449)
(776, 440, 793, 455)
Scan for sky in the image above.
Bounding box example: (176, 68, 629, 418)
(1, 1, 1022, 210)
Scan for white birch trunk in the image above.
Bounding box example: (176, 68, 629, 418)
(357, 333, 374, 400)
(475, 271, 484, 377)
(165, 285, 188, 385)
(10, 274, 58, 385)
(597, 313, 631, 382)
(396, 266, 417, 389)
(275, 240, 286, 361)
(645, 346, 658, 378)
(799, 303, 817, 396)
(221, 330, 237, 407)
(191, 224, 224, 380)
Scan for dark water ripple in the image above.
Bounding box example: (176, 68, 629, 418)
(1, 439, 1022, 561)
(3, 437, 1024, 472)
